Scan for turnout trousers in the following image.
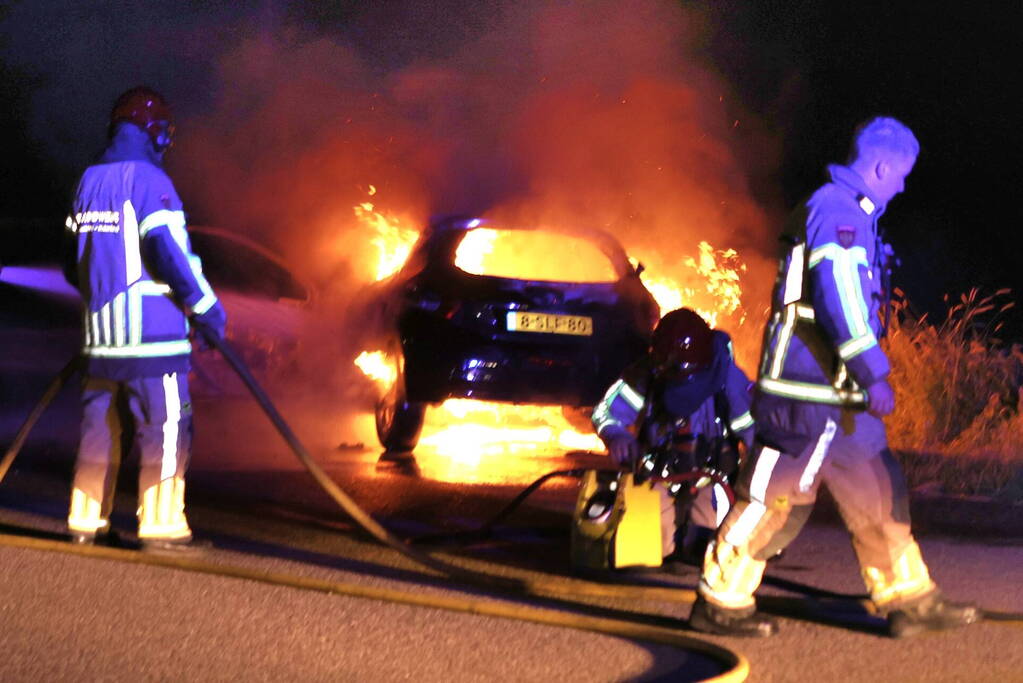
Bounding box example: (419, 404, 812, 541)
(699, 408, 936, 612)
(68, 373, 193, 541)
(660, 481, 732, 557)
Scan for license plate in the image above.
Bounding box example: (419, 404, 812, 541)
(506, 311, 593, 336)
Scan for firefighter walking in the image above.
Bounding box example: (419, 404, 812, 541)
(688, 117, 980, 637)
(62, 86, 226, 550)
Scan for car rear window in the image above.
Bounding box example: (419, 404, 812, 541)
(454, 228, 618, 283)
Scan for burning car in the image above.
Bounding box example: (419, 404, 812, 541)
(358, 216, 660, 452)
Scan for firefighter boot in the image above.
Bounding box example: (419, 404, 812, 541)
(71, 531, 96, 545)
(887, 591, 980, 638)
(688, 595, 778, 637)
(70, 528, 121, 546)
(140, 533, 205, 554)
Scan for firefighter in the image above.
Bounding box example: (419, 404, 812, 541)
(592, 308, 755, 565)
(62, 86, 225, 550)
(688, 117, 980, 638)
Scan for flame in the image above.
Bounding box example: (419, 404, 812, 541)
(353, 351, 395, 391)
(453, 228, 498, 274)
(686, 241, 747, 324)
(639, 273, 694, 320)
(351, 190, 749, 481)
(416, 399, 604, 483)
(353, 198, 420, 281)
(635, 241, 747, 328)
(454, 227, 617, 283)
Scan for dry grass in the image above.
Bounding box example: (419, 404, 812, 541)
(885, 288, 1023, 496)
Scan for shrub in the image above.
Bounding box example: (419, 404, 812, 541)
(885, 288, 1023, 494)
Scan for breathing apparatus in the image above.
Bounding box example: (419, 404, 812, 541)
(571, 308, 739, 573)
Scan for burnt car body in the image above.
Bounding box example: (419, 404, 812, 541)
(367, 216, 659, 451)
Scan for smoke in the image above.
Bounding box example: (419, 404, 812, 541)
(4, 1, 780, 453)
(171, 0, 778, 353)
(172, 2, 776, 279)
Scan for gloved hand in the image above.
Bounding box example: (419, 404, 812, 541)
(607, 434, 640, 468)
(866, 378, 895, 417)
(191, 300, 226, 350)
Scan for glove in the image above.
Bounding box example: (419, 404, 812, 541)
(607, 434, 640, 468)
(866, 378, 895, 417)
(191, 300, 226, 350)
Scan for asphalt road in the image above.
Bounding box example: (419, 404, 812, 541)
(2, 269, 1022, 682)
(4, 406, 1023, 681)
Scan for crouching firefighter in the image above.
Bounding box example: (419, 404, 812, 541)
(575, 308, 755, 572)
(689, 116, 980, 638)
(62, 86, 226, 550)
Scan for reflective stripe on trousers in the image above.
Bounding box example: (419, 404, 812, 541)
(699, 410, 935, 610)
(68, 373, 193, 540)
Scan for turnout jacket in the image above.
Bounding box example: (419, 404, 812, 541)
(64, 125, 218, 380)
(592, 331, 755, 453)
(757, 164, 890, 408)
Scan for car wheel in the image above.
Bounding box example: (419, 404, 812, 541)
(375, 345, 426, 453)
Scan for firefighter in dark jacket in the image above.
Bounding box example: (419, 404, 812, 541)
(688, 116, 980, 638)
(63, 86, 225, 549)
(592, 308, 754, 563)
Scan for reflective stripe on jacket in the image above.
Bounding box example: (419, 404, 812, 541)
(757, 164, 889, 406)
(65, 128, 217, 379)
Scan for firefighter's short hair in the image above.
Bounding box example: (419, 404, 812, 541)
(849, 116, 919, 164)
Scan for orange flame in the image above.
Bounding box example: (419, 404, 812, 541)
(633, 241, 747, 328)
(454, 227, 617, 283)
(686, 241, 747, 324)
(415, 400, 604, 483)
(453, 228, 498, 274)
(353, 196, 420, 281)
(353, 350, 395, 391)
(423, 399, 603, 453)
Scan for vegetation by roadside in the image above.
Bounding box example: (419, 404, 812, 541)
(886, 289, 1023, 498)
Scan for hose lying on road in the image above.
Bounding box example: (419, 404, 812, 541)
(0, 356, 80, 483)
(0, 336, 748, 683)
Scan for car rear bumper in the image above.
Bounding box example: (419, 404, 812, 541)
(403, 339, 617, 406)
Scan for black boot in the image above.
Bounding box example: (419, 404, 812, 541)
(688, 595, 778, 637)
(140, 533, 207, 554)
(70, 528, 119, 546)
(70, 531, 96, 545)
(887, 592, 981, 638)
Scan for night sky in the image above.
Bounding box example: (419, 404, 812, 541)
(694, 0, 1023, 329)
(2, 1, 1021, 337)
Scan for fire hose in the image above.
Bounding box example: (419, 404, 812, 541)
(0, 333, 749, 683)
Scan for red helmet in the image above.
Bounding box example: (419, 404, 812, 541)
(650, 308, 714, 377)
(110, 86, 174, 151)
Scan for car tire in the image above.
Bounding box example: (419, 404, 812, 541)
(375, 346, 426, 453)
